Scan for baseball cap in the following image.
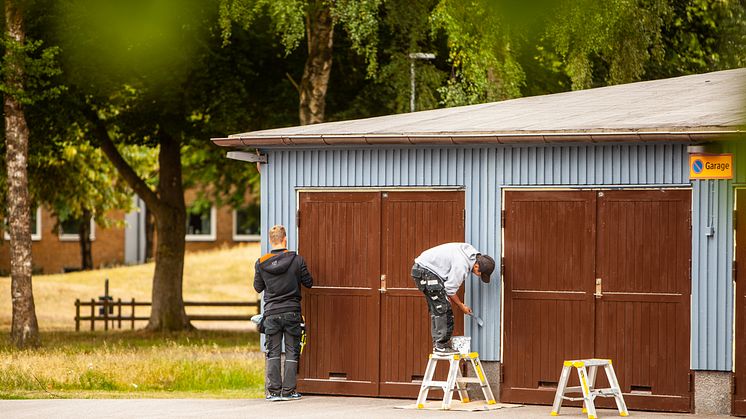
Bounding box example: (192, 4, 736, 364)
(476, 254, 495, 283)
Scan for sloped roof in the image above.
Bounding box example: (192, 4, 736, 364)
(213, 68, 746, 148)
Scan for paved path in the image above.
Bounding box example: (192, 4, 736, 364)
(1, 397, 728, 419)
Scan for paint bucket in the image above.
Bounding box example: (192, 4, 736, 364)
(451, 336, 471, 355)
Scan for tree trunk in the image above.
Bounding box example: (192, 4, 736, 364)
(145, 131, 192, 331)
(4, 0, 40, 348)
(83, 106, 193, 332)
(78, 208, 93, 270)
(145, 207, 155, 262)
(299, 2, 334, 125)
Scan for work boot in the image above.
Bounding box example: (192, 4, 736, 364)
(433, 344, 458, 354)
(282, 392, 302, 401)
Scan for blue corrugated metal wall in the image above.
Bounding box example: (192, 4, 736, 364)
(258, 142, 731, 370)
(691, 180, 732, 371)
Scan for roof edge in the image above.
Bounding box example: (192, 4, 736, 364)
(211, 130, 743, 149)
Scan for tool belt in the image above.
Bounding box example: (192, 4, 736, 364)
(411, 263, 445, 294)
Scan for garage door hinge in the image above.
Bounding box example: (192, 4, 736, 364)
(688, 210, 692, 231)
(733, 376, 737, 395)
(689, 372, 694, 393)
(501, 210, 506, 228)
(734, 261, 738, 283)
(296, 210, 300, 228)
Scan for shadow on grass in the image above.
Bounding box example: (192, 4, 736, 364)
(0, 329, 261, 353)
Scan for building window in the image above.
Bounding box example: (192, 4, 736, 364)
(3, 207, 42, 241)
(186, 205, 216, 242)
(59, 216, 96, 241)
(233, 203, 260, 242)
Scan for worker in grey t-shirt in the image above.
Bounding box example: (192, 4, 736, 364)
(411, 243, 495, 354)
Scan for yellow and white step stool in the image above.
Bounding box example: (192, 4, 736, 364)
(416, 351, 496, 410)
(550, 358, 629, 419)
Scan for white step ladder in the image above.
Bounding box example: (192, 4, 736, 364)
(416, 351, 496, 410)
(551, 358, 629, 419)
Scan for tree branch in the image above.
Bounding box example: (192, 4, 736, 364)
(80, 104, 162, 213)
(285, 72, 300, 93)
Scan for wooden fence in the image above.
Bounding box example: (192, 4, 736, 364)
(74, 299, 259, 331)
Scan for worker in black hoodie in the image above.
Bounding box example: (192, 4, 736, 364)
(254, 225, 313, 401)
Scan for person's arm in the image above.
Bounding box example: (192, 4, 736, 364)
(448, 292, 471, 314)
(253, 260, 265, 293)
(298, 256, 313, 288)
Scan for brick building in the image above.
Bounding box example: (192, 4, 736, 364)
(1, 191, 260, 274)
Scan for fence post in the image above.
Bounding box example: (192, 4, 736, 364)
(90, 298, 95, 331)
(75, 299, 80, 332)
(131, 298, 136, 330)
(103, 296, 109, 331)
(117, 298, 122, 329)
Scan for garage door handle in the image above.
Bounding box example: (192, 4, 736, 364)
(594, 278, 602, 298)
(379, 274, 387, 293)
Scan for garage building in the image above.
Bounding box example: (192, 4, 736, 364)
(213, 68, 746, 415)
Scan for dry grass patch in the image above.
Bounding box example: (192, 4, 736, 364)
(0, 244, 261, 330)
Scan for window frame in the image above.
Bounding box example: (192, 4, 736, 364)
(3, 207, 42, 241)
(58, 217, 96, 242)
(185, 205, 217, 242)
(232, 209, 260, 242)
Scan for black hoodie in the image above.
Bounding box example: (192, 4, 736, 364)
(254, 248, 313, 316)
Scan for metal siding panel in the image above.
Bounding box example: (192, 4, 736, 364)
(620, 145, 630, 184)
(691, 181, 703, 368)
(691, 179, 733, 371)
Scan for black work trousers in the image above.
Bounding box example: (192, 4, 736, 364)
(411, 263, 454, 348)
(264, 311, 303, 395)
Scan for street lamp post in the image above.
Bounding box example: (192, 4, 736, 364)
(409, 52, 435, 112)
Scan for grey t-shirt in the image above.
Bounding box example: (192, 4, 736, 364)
(414, 242, 479, 295)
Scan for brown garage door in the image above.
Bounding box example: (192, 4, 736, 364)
(735, 190, 746, 416)
(502, 189, 691, 413)
(297, 191, 464, 397)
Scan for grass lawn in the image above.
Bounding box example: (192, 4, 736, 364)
(0, 245, 267, 399)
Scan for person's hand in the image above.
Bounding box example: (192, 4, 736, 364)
(461, 304, 472, 315)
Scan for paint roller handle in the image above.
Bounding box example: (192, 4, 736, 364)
(467, 312, 484, 327)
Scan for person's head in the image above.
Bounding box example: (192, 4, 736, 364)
(269, 225, 287, 249)
(472, 254, 495, 283)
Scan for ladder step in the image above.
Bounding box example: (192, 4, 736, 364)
(456, 378, 482, 384)
(423, 381, 449, 387)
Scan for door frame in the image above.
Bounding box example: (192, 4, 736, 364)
(734, 187, 745, 416)
(499, 186, 693, 411)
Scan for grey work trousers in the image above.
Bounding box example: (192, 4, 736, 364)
(411, 263, 454, 347)
(264, 311, 303, 395)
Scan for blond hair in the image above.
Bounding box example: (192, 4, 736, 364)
(268, 225, 287, 246)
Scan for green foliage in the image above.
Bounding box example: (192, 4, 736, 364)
(646, 0, 746, 78)
(331, 0, 382, 76)
(219, 0, 306, 53)
(547, 0, 671, 89)
(0, 36, 65, 105)
(219, 0, 382, 76)
(431, 0, 526, 105)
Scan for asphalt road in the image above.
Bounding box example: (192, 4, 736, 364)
(1, 396, 731, 419)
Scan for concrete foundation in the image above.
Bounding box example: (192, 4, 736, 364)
(693, 370, 731, 415)
(465, 360, 501, 401)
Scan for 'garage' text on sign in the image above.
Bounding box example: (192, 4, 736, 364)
(689, 154, 733, 180)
